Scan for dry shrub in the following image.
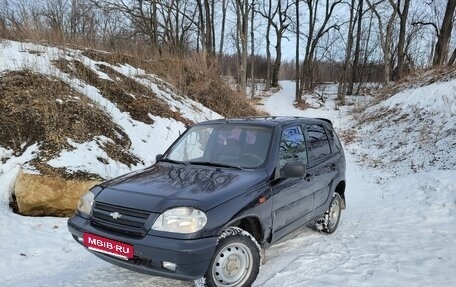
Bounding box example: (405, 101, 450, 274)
(0, 70, 140, 178)
(53, 59, 190, 125)
(82, 50, 150, 69)
(293, 101, 310, 110)
(178, 53, 258, 117)
(81, 49, 259, 118)
(372, 66, 456, 104)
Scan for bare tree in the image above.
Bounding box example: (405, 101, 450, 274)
(299, 0, 343, 100)
(433, 0, 456, 66)
(234, 0, 249, 96)
(196, 0, 215, 55)
(42, 0, 67, 41)
(394, 0, 410, 78)
(250, 0, 255, 99)
(337, 0, 356, 105)
(258, 0, 293, 87)
(367, 0, 397, 83)
(263, 0, 273, 90)
(219, 0, 228, 59)
(295, 0, 300, 102)
(348, 0, 363, 94)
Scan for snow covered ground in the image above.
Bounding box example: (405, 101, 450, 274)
(1, 80, 455, 286)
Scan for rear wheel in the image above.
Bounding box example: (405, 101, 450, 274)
(203, 227, 261, 287)
(315, 193, 342, 234)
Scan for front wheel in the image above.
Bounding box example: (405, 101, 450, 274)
(202, 227, 261, 287)
(315, 193, 342, 234)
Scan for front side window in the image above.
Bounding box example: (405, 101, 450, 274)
(306, 124, 331, 162)
(164, 124, 273, 168)
(279, 125, 308, 168)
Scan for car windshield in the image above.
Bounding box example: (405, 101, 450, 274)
(163, 123, 274, 168)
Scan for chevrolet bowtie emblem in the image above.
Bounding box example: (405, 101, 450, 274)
(109, 212, 122, 219)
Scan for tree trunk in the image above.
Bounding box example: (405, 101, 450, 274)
(265, 0, 272, 90)
(367, 0, 397, 83)
(203, 0, 213, 55)
(250, 0, 255, 99)
(272, 29, 282, 87)
(348, 0, 363, 95)
(235, 0, 249, 96)
(357, 11, 374, 94)
(196, 0, 205, 52)
(433, 0, 456, 66)
(295, 0, 300, 103)
(448, 47, 456, 65)
(337, 0, 356, 105)
(219, 0, 227, 60)
(300, 0, 342, 92)
(397, 0, 410, 79)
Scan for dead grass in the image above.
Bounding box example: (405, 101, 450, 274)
(339, 129, 358, 145)
(0, 70, 140, 178)
(293, 101, 310, 110)
(53, 59, 193, 126)
(372, 66, 456, 104)
(81, 49, 259, 118)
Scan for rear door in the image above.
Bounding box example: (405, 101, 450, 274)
(270, 124, 314, 239)
(304, 124, 337, 214)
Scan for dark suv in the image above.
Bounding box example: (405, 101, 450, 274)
(68, 117, 346, 287)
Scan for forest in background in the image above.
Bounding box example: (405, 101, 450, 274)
(1, 0, 455, 104)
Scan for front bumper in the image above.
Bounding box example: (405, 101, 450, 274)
(68, 214, 217, 281)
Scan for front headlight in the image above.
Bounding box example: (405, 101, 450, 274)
(77, 191, 95, 217)
(151, 207, 207, 234)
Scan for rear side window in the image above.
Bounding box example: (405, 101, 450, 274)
(279, 125, 308, 168)
(306, 124, 331, 162)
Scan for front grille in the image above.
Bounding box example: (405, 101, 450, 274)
(91, 202, 154, 237)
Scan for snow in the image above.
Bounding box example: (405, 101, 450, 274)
(0, 144, 39, 204)
(1, 45, 456, 287)
(355, 78, 456, 175)
(47, 137, 131, 179)
(0, 40, 221, 180)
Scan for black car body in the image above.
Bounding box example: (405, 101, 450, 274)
(68, 117, 346, 286)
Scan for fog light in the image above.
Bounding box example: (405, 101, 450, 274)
(162, 261, 177, 271)
(78, 237, 83, 243)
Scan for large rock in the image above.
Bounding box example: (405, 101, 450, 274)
(14, 170, 101, 217)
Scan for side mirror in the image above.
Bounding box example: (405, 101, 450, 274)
(280, 162, 306, 178)
(155, 154, 163, 162)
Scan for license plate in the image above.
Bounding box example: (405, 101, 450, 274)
(83, 232, 134, 260)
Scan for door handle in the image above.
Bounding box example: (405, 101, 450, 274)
(330, 163, 336, 171)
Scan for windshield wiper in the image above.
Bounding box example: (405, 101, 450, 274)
(188, 161, 243, 170)
(158, 158, 189, 166)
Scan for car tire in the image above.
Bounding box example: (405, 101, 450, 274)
(202, 227, 261, 287)
(315, 193, 342, 234)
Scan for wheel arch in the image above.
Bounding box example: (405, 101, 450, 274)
(334, 180, 346, 209)
(223, 216, 263, 244)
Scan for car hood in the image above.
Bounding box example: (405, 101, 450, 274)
(96, 163, 268, 212)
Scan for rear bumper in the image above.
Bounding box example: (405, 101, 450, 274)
(68, 214, 217, 281)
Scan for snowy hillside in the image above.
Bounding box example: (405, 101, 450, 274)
(354, 77, 456, 176)
(0, 40, 221, 201)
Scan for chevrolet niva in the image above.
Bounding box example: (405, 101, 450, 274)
(68, 117, 346, 287)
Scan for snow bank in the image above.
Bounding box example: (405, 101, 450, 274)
(355, 78, 456, 175)
(0, 144, 39, 204)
